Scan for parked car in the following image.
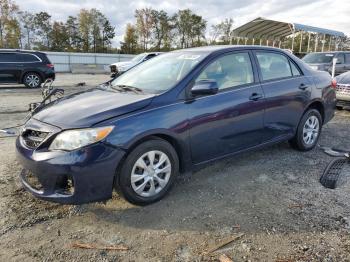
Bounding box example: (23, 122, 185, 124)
(0, 49, 55, 88)
(110, 52, 162, 77)
(17, 46, 336, 206)
(302, 51, 350, 75)
(335, 71, 350, 109)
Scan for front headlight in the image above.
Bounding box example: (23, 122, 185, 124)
(49, 126, 114, 151)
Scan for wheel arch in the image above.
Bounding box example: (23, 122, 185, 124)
(304, 100, 325, 124)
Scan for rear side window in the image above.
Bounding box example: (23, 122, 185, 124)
(18, 54, 40, 62)
(346, 53, 350, 63)
(196, 52, 254, 90)
(336, 54, 345, 64)
(0, 53, 16, 62)
(256, 52, 292, 81)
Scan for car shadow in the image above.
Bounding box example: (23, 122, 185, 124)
(87, 138, 350, 234)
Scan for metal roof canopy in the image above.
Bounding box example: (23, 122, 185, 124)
(232, 17, 345, 39)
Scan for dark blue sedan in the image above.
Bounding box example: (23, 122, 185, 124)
(16, 46, 336, 205)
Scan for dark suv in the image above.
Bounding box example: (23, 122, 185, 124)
(0, 50, 55, 88)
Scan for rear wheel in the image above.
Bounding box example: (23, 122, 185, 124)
(23, 72, 42, 88)
(289, 109, 322, 151)
(116, 139, 179, 205)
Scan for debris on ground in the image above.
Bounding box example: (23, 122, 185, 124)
(71, 242, 129, 251)
(205, 233, 245, 254)
(218, 254, 233, 262)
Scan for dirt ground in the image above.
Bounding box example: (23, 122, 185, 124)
(1, 74, 350, 261)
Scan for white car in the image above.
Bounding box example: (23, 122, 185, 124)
(110, 52, 162, 77)
(335, 71, 350, 109)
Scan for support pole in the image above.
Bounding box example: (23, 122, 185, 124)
(299, 32, 303, 53)
(252, 38, 255, 45)
(278, 40, 281, 48)
(244, 38, 248, 45)
(259, 39, 262, 46)
(329, 36, 332, 51)
(321, 34, 326, 52)
(237, 37, 240, 45)
(291, 31, 295, 53)
(307, 32, 311, 53)
(314, 34, 318, 52)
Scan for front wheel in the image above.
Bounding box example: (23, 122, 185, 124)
(289, 109, 322, 151)
(23, 72, 42, 88)
(116, 139, 179, 205)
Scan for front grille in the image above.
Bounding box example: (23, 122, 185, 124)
(336, 84, 350, 95)
(22, 129, 49, 149)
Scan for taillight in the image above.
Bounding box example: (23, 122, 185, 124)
(331, 79, 337, 89)
(46, 64, 54, 68)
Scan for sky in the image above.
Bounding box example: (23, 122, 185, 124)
(17, 0, 350, 47)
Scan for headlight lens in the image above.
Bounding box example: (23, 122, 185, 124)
(49, 126, 114, 151)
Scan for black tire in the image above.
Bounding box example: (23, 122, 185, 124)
(116, 139, 179, 205)
(289, 109, 322, 151)
(23, 72, 42, 88)
(336, 106, 343, 110)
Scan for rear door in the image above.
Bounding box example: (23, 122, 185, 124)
(189, 51, 265, 164)
(0, 52, 19, 83)
(253, 50, 313, 142)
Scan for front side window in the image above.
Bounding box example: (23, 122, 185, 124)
(0, 53, 16, 63)
(195, 52, 254, 90)
(256, 52, 292, 81)
(345, 53, 350, 63)
(111, 51, 207, 94)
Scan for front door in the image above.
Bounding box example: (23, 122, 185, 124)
(189, 51, 265, 164)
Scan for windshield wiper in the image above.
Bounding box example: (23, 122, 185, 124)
(111, 84, 143, 94)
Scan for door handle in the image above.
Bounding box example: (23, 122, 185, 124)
(299, 83, 309, 90)
(249, 93, 263, 101)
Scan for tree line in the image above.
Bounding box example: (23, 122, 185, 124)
(120, 9, 236, 54)
(0, 0, 115, 52)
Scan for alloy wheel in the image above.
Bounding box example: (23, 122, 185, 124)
(25, 74, 40, 88)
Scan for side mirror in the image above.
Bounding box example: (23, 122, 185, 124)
(191, 80, 219, 96)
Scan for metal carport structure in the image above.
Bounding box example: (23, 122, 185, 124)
(231, 17, 346, 54)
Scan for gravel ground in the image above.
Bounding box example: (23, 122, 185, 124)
(0, 76, 350, 261)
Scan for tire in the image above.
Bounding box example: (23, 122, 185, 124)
(336, 106, 343, 110)
(23, 72, 42, 88)
(116, 139, 179, 205)
(289, 109, 322, 151)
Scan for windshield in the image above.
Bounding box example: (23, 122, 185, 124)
(111, 51, 208, 94)
(302, 53, 334, 63)
(131, 53, 146, 62)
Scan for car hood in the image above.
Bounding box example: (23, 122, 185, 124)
(33, 88, 155, 129)
(336, 72, 350, 84)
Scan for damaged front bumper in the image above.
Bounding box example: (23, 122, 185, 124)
(16, 134, 125, 205)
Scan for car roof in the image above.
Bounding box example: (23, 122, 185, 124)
(0, 49, 46, 55)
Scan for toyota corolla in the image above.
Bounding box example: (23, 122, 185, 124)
(16, 46, 336, 205)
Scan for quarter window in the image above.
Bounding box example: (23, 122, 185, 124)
(256, 52, 293, 81)
(290, 61, 301, 76)
(0, 53, 16, 63)
(196, 52, 254, 90)
(18, 54, 40, 62)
